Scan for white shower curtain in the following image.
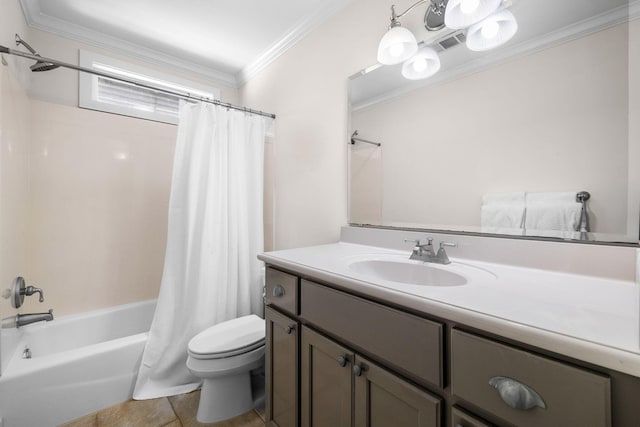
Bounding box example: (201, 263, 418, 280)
(133, 101, 272, 399)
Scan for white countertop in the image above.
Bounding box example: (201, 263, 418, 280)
(259, 242, 640, 377)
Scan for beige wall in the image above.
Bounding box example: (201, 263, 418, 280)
(629, 19, 640, 239)
(351, 23, 633, 235)
(240, 0, 390, 250)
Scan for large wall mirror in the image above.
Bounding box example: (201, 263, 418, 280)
(348, 0, 639, 245)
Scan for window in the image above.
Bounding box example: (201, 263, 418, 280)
(79, 51, 220, 124)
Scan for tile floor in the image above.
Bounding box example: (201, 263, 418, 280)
(60, 390, 266, 427)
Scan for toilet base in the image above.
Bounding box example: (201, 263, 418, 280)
(197, 372, 254, 423)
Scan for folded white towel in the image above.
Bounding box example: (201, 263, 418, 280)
(524, 202, 582, 232)
(481, 203, 526, 229)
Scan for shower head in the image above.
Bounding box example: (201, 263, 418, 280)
(14, 34, 59, 72)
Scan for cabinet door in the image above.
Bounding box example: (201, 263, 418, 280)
(354, 356, 441, 427)
(266, 307, 298, 427)
(301, 326, 354, 427)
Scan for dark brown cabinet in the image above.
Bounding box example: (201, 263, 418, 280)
(301, 326, 441, 427)
(353, 355, 441, 427)
(265, 306, 299, 427)
(301, 326, 353, 427)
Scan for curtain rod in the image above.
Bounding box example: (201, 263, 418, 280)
(0, 45, 276, 119)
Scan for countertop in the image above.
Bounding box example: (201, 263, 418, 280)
(259, 242, 640, 377)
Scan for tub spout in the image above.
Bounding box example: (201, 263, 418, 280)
(16, 309, 53, 328)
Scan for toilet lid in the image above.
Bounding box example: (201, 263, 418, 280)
(188, 314, 265, 359)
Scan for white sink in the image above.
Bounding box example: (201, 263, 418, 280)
(348, 258, 468, 287)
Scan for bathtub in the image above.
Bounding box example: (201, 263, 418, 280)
(0, 299, 156, 427)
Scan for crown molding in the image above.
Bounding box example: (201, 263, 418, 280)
(19, 0, 238, 87)
(352, 1, 640, 111)
(236, 0, 353, 86)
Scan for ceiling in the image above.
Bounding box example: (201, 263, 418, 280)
(19, 0, 353, 87)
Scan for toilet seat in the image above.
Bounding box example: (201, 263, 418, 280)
(188, 314, 265, 360)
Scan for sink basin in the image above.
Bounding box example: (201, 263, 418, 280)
(348, 259, 467, 287)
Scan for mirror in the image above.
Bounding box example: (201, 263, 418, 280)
(348, 0, 639, 244)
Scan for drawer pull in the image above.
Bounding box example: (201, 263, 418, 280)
(353, 364, 363, 376)
(273, 285, 285, 297)
(337, 356, 348, 367)
(489, 376, 546, 410)
(284, 324, 295, 334)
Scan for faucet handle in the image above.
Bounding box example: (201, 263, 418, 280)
(439, 241, 457, 249)
(23, 286, 44, 303)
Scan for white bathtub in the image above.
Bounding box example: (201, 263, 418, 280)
(0, 299, 156, 427)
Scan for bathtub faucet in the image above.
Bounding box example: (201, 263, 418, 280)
(16, 309, 53, 328)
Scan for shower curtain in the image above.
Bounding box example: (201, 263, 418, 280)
(133, 101, 272, 399)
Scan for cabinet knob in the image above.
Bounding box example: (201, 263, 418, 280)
(337, 356, 347, 367)
(352, 364, 363, 377)
(284, 324, 295, 334)
(489, 376, 546, 410)
(272, 285, 285, 297)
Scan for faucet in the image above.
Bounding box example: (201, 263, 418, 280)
(404, 238, 457, 264)
(21, 285, 44, 302)
(16, 309, 53, 328)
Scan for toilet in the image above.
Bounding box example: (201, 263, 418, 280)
(186, 314, 266, 423)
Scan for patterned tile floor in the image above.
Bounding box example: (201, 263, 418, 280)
(60, 390, 266, 427)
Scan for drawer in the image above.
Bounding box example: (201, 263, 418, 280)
(451, 407, 493, 427)
(265, 267, 298, 315)
(300, 279, 443, 388)
(451, 329, 611, 427)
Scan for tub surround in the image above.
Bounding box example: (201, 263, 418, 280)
(259, 226, 640, 377)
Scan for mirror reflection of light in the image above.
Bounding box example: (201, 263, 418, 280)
(460, 0, 480, 15)
(481, 20, 500, 39)
(114, 152, 129, 161)
(412, 58, 428, 72)
(390, 44, 405, 58)
(42, 148, 49, 157)
(7, 144, 12, 153)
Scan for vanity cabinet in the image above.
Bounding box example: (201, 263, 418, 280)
(265, 267, 300, 427)
(301, 325, 441, 427)
(264, 265, 637, 427)
(451, 329, 611, 427)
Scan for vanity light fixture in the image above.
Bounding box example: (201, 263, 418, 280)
(377, 5, 420, 64)
(444, 0, 501, 29)
(465, 8, 518, 51)
(377, 0, 517, 79)
(402, 45, 441, 79)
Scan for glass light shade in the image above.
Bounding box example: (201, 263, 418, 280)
(401, 46, 441, 80)
(377, 26, 419, 65)
(466, 9, 518, 51)
(444, 0, 501, 29)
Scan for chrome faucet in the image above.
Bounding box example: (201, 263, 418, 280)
(16, 309, 53, 328)
(404, 238, 457, 264)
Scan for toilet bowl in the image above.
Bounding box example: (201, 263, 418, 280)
(186, 314, 265, 423)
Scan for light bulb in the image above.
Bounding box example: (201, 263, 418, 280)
(460, 0, 480, 14)
(481, 19, 500, 39)
(412, 58, 427, 72)
(389, 43, 405, 58)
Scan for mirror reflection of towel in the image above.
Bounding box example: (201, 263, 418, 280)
(524, 201, 582, 232)
(481, 192, 526, 230)
(481, 204, 526, 229)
